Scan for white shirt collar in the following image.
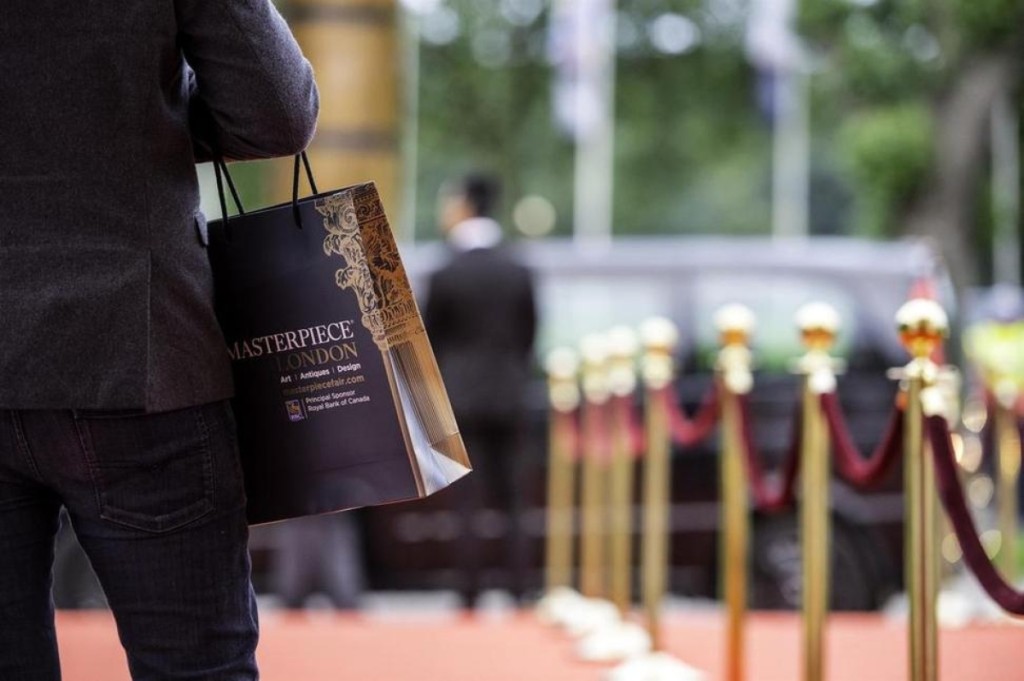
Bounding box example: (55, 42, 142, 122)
(447, 217, 503, 252)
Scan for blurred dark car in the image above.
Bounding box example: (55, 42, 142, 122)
(356, 236, 955, 611)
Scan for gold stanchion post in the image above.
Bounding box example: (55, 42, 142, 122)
(545, 339, 622, 643)
(964, 317, 1023, 579)
(895, 299, 948, 681)
(715, 304, 756, 681)
(638, 318, 679, 652)
(995, 383, 1021, 580)
(575, 329, 652, 665)
(608, 327, 640, 618)
(580, 334, 612, 602)
(607, 318, 708, 680)
(566, 335, 627, 650)
(543, 349, 581, 597)
(794, 303, 843, 681)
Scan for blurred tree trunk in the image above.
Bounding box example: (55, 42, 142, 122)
(902, 53, 1019, 289)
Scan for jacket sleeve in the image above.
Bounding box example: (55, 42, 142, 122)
(176, 0, 319, 162)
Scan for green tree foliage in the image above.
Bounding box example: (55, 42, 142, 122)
(413, 0, 571, 238)
(411, 0, 774, 239)
(800, 0, 942, 236)
(952, 0, 1024, 47)
(800, 0, 1024, 276)
(837, 102, 933, 236)
(268, 0, 1024, 271)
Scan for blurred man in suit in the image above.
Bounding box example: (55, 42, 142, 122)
(424, 173, 538, 608)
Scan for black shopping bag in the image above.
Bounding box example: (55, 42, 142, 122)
(206, 154, 470, 525)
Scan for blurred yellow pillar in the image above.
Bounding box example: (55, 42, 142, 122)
(286, 0, 400, 219)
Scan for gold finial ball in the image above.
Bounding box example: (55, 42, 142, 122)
(796, 302, 840, 352)
(606, 325, 640, 358)
(714, 304, 755, 347)
(580, 333, 610, 366)
(545, 347, 579, 380)
(639, 317, 679, 352)
(607, 326, 639, 396)
(896, 298, 949, 359)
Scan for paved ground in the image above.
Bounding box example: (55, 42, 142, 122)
(55, 610, 1023, 681)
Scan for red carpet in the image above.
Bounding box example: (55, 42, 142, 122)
(55, 610, 1023, 680)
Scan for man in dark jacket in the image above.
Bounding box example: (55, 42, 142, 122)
(0, 1, 318, 678)
(424, 174, 538, 607)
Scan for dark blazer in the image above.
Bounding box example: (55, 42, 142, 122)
(0, 1, 318, 410)
(423, 245, 537, 423)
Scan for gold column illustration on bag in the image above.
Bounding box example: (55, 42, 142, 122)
(317, 186, 470, 496)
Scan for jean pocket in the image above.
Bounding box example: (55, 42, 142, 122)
(74, 406, 215, 533)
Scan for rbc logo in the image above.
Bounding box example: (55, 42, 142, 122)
(285, 399, 306, 422)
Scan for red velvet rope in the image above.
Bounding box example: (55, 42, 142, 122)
(820, 392, 904, 488)
(660, 385, 720, 448)
(736, 394, 801, 513)
(927, 415, 1024, 616)
(552, 409, 582, 462)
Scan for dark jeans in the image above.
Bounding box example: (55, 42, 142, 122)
(0, 401, 258, 681)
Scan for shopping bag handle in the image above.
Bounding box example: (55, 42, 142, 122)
(213, 158, 245, 226)
(291, 151, 319, 229)
(213, 151, 318, 232)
